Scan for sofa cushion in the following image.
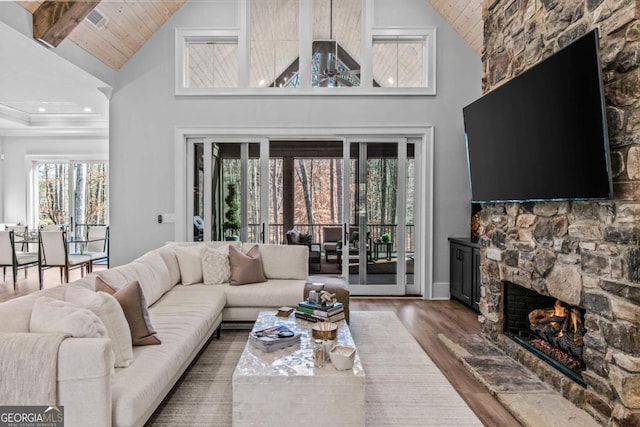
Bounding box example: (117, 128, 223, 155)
(202, 246, 230, 285)
(229, 245, 266, 286)
(155, 244, 182, 287)
(0, 287, 68, 333)
(65, 285, 134, 368)
(132, 251, 173, 306)
(241, 243, 308, 280)
(96, 278, 161, 346)
(221, 279, 306, 308)
(30, 297, 108, 338)
(174, 245, 204, 285)
(111, 284, 225, 427)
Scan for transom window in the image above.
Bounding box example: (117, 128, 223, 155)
(175, 1, 435, 95)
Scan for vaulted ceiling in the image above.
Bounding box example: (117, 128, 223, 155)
(17, 0, 482, 71)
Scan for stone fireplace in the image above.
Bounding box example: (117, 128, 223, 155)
(478, 1, 640, 424)
(503, 281, 587, 385)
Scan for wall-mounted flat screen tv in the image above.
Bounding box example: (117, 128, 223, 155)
(463, 28, 613, 203)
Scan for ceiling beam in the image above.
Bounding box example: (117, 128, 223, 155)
(33, 1, 100, 48)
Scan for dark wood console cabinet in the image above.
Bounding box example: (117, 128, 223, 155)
(448, 237, 481, 312)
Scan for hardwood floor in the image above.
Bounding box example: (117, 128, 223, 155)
(350, 297, 522, 427)
(1, 270, 519, 426)
(0, 264, 106, 303)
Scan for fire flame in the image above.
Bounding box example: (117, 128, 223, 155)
(554, 299, 567, 317)
(570, 309, 578, 333)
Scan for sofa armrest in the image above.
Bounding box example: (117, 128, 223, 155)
(58, 338, 113, 427)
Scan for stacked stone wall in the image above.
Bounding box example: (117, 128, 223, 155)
(479, 1, 640, 424)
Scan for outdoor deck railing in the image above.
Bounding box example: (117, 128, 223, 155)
(247, 223, 414, 252)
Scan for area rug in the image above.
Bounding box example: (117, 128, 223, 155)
(147, 311, 482, 426)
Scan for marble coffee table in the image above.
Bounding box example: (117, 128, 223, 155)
(232, 311, 365, 426)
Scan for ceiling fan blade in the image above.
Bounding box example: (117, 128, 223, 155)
(336, 76, 353, 87)
(344, 69, 361, 75)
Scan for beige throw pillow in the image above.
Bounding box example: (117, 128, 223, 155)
(65, 286, 134, 368)
(96, 277, 161, 346)
(175, 245, 204, 285)
(30, 296, 108, 338)
(202, 245, 231, 285)
(228, 245, 267, 286)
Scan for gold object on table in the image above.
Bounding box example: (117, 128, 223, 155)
(312, 322, 338, 340)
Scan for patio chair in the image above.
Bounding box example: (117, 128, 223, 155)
(322, 226, 343, 262)
(83, 225, 109, 267)
(286, 228, 321, 273)
(39, 230, 92, 285)
(0, 230, 39, 289)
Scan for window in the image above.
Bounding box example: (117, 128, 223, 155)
(373, 38, 424, 87)
(176, 30, 240, 93)
(36, 161, 108, 235)
(250, 0, 299, 88)
(311, 0, 361, 87)
(372, 28, 436, 93)
(175, 2, 436, 94)
(187, 40, 238, 89)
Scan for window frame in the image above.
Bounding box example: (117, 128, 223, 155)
(371, 27, 436, 94)
(175, 29, 243, 95)
(174, 1, 436, 96)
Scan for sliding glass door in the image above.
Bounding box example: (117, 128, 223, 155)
(187, 138, 269, 243)
(343, 138, 410, 295)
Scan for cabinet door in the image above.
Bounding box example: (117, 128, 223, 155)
(472, 247, 481, 312)
(450, 243, 472, 305)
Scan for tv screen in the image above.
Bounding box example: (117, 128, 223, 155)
(463, 29, 612, 203)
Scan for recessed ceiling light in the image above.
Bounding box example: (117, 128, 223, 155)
(83, 107, 92, 113)
(259, 79, 265, 87)
(37, 107, 46, 113)
(387, 77, 394, 85)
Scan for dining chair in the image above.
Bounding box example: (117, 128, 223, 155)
(39, 230, 92, 285)
(5, 225, 29, 251)
(84, 225, 109, 268)
(0, 230, 39, 289)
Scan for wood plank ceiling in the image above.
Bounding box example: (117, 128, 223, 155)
(17, 0, 482, 71)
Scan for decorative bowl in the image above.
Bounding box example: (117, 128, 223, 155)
(329, 345, 356, 370)
(312, 322, 338, 340)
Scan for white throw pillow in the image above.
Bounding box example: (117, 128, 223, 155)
(175, 245, 205, 285)
(30, 296, 108, 338)
(202, 245, 230, 285)
(65, 285, 134, 368)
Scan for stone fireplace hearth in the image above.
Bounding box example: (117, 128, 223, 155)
(477, 1, 640, 424)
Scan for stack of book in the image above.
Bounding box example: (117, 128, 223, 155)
(294, 301, 345, 323)
(248, 325, 301, 352)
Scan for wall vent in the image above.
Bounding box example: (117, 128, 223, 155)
(85, 8, 108, 30)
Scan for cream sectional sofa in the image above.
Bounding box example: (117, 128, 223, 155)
(0, 241, 310, 427)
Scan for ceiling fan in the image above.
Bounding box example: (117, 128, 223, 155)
(313, 41, 360, 87)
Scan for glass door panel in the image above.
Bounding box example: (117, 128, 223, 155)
(406, 143, 415, 287)
(344, 139, 406, 295)
(188, 140, 265, 243)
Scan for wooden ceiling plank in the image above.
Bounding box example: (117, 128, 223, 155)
(97, 3, 149, 51)
(130, 2, 166, 33)
(33, 0, 101, 47)
(69, 24, 129, 69)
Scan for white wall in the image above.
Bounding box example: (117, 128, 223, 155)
(1, 136, 108, 225)
(109, 0, 481, 294)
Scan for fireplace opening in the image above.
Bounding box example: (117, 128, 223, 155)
(503, 282, 586, 387)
